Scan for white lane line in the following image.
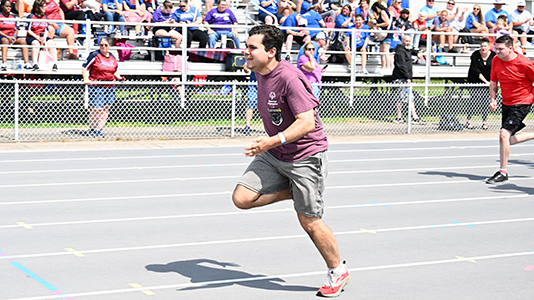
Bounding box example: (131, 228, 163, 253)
(1, 171, 533, 190)
(5, 250, 534, 300)
(0, 175, 242, 188)
(4, 217, 534, 260)
(1, 194, 531, 229)
(0, 144, 531, 164)
(1, 161, 532, 177)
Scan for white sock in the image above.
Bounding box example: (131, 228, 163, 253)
(329, 262, 346, 274)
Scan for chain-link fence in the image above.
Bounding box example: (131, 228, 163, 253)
(0, 79, 511, 141)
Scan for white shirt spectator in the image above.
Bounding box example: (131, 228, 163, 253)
(510, 7, 533, 33)
(446, 8, 466, 31)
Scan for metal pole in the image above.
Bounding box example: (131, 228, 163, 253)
(86, 19, 91, 54)
(407, 84, 412, 134)
(350, 27, 355, 107)
(14, 82, 19, 141)
(425, 31, 431, 107)
(181, 23, 187, 109)
(231, 83, 236, 137)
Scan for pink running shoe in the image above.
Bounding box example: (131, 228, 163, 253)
(317, 261, 351, 297)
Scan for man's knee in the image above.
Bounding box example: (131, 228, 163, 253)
(232, 185, 255, 210)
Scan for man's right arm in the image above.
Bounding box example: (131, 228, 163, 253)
(489, 81, 498, 111)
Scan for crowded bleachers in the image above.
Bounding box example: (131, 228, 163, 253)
(0, 0, 532, 80)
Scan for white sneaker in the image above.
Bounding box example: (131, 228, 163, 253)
(317, 261, 351, 297)
(362, 68, 369, 74)
(1, 63, 7, 71)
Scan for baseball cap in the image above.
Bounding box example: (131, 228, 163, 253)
(493, 0, 506, 5)
(517, 0, 526, 5)
(298, 18, 308, 26)
(315, 32, 327, 41)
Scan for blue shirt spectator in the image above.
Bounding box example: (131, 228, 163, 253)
(465, 12, 477, 30)
(485, 2, 509, 29)
(302, 9, 323, 38)
(354, 24, 370, 48)
(173, 5, 201, 30)
(420, 0, 439, 27)
(335, 8, 354, 38)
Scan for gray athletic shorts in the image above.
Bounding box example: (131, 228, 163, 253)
(238, 150, 328, 218)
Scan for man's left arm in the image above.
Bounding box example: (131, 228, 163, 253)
(245, 109, 315, 157)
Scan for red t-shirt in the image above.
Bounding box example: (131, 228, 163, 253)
(82, 50, 119, 84)
(491, 52, 534, 106)
(412, 19, 427, 39)
(27, 14, 49, 37)
(0, 14, 17, 37)
(256, 60, 328, 162)
(45, 0, 63, 20)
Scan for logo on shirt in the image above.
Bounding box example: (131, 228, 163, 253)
(268, 108, 283, 126)
(268, 92, 277, 106)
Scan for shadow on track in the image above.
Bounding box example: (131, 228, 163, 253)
(146, 258, 317, 292)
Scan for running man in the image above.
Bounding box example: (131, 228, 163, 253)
(231, 25, 350, 297)
(487, 35, 534, 184)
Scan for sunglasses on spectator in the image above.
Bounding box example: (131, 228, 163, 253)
(473, 7, 480, 10)
(179, 4, 186, 7)
(447, 2, 455, 4)
(99, 44, 109, 47)
(518, 5, 525, 7)
(306, 47, 315, 51)
(427, 0, 434, 2)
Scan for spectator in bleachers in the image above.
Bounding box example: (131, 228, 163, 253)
(387, 0, 401, 20)
(44, 0, 79, 59)
(60, 0, 99, 35)
(82, 36, 124, 138)
(204, 0, 240, 48)
(395, 9, 416, 48)
(489, 17, 519, 51)
(315, 0, 339, 21)
(412, 11, 428, 49)
(430, 10, 456, 52)
(444, 0, 467, 52)
(465, 4, 488, 35)
(419, 0, 438, 28)
(485, 0, 509, 31)
(80, 0, 103, 21)
(13, 0, 32, 18)
(370, 2, 392, 73)
(102, 0, 127, 35)
(145, 0, 157, 13)
(297, 40, 323, 98)
(342, 0, 357, 11)
(281, 13, 310, 61)
(26, 0, 58, 70)
(122, 0, 152, 36)
(300, 0, 312, 13)
(152, 0, 183, 49)
(173, 0, 208, 49)
(353, 0, 373, 24)
(0, 0, 31, 70)
(466, 37, 494, 130)
(510, 0, 534, 54)
(259, 0, 284, 24)
(334, 5, 353, 64)
(297, 30, 327, 63)
(278, 0, 297, 22)
(301, 5, 325, 39)
(352, 13, 370, 73)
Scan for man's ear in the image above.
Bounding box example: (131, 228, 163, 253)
(267, 47, 277, 59)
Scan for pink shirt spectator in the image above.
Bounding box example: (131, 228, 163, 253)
(297, 54, 322, 84)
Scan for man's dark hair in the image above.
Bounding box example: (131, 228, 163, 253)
(401, 8, 410, 15)
(248, 25, 283, 61)
(354, 14, 364, 20)
(162, 0, 173, 9)
(495, 35, 514, 47)
(480, 37, 490, 44)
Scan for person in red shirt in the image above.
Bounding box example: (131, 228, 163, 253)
(487, 35, 534, 184)
(26, 0, 58, 70)
(0, 0, 30, 70)
(44, 0, 78, 59)
(82, 37, 125, 138)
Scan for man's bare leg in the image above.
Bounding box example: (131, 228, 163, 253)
(297, 214, 341, 268)
(232, 185, 292, 209)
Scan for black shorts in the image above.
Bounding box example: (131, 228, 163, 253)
(501, 104, 532, 135)
(283, 33, 306, 45)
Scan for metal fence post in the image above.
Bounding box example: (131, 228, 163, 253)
(407, 84, 413, 134)
(231, 83, 236, 137)
(86, 19, 91, 54)
(349, 27, 355, 107)
(425, 32, 431, 107)
(14, 82, 19, 141)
